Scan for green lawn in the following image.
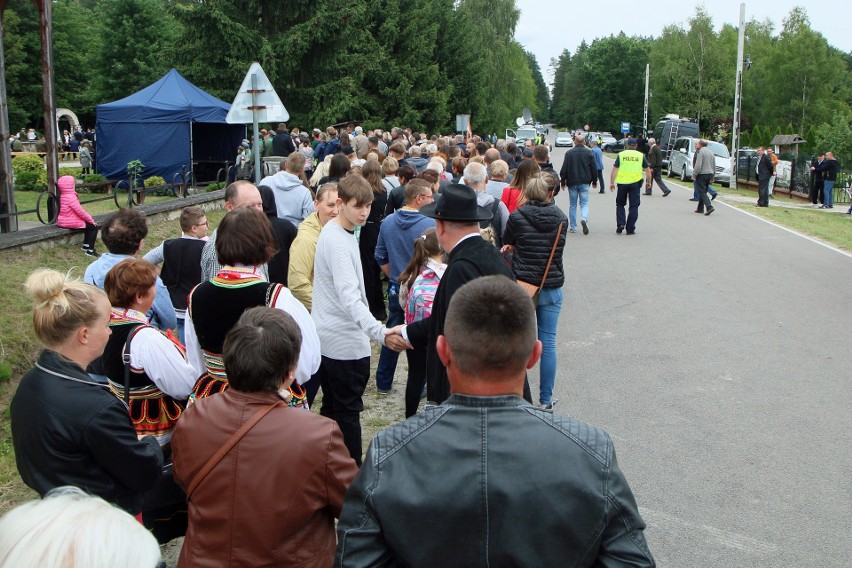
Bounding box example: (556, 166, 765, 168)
(729, 201, 852, 251)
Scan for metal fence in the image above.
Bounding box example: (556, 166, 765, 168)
(735, 153, 849, 203)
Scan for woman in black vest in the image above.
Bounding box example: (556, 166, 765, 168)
(184, 207, 320, 402)
(100, 258, 197, 444)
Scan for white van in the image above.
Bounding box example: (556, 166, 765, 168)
(666, 137, 732, 187)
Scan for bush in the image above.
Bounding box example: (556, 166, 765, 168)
(14, 171, 47, 191)
(11, 153, 44, 174)
(82, 173, 107, 184)
(144, 176, 167, 187)
(58, 167, 82, 179)
(205, 181, 224, 192)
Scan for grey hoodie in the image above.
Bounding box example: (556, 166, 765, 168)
(258, 171, 316, 226)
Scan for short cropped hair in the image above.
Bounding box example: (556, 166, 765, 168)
(104, 258, 157, 308)
(533, 145, 549, 162)
(285, 152, 305, 174)
(0, 486, 161, 568)
(404, 178, 433, 204)
(223, 307, 302, 393)
(180, 206, 206, 232)
(216, 207, 277, 266)
(337, 173, 374, 206)
(101, 208, 148, 255)
(444, 275, 537, 376)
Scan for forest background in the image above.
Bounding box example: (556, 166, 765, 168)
(2, 0, 850, 159)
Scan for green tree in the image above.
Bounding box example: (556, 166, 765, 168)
(649, 7, 732, 130)
(2, 1, 42, 129)
(93, 0, 180, 103)
(53, 0, 103, 122)
(814, 110, 852, 164)
(525, 50, 549, 120)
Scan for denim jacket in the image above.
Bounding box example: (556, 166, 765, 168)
(336, 394, 654, 567)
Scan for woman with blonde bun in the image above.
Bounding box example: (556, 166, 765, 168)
(11, 269, 163, 516)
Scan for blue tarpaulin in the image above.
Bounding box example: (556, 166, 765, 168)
(95, 69, 245, 181)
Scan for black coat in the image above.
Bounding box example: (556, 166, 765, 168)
(272, 131, 295, 157)
(407, 235, 515, 404)
(815, 159, 840, 182)
(11, 350, 163, 514)
(560, 146, 597, 187)
(267, 217, 297, 285)
(503, 201, 568, 289)
(757, 153, 774, 182)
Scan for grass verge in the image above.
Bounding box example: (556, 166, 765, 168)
(728, 201, 852, 251)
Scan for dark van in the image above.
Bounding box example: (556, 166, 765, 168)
(652, 115, 700, 166)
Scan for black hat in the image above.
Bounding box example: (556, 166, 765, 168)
(420, 183, 493, 222)
(342, 146, 355, 155)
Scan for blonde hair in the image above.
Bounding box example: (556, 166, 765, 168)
(517, 174, 551, 208)
(25, 269, 106, 347)
(0, 487, 161, 568)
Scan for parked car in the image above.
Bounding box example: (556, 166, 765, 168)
(599, 132, 617, 146)
(666, 136, 732, 186)
(602, 138, 627, 153)
(554, 132, 573, 147)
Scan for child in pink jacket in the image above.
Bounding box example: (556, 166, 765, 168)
(56, 175, 99, 256)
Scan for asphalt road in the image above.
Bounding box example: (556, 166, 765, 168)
(541, 135, 852, 566)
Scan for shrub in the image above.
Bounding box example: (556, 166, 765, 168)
(58, 167, 82, 178)
(83, 173, 107, 184)
(14, 171, 47, 191)
(205, 181, 224, 192)
(144, 176, 167, 187)
(11, 153, 44, 174)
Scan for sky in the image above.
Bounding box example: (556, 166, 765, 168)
(515, 1, 851, 85)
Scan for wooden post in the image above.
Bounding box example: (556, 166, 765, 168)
(0, 0, 17, 232)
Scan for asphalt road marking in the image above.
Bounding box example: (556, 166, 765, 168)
(641, 507, 779, 555)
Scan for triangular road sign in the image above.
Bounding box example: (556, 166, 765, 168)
(226, 62, 289, 124)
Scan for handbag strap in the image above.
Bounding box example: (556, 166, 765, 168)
(538, 222, 564, 288)
(186, 401, 283, 499)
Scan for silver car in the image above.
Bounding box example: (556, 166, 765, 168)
(554, 132, 573, 147)
(667, 137, 732, 186)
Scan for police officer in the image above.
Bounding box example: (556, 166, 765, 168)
(609, 138, 651, 235)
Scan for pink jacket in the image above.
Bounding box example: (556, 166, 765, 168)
(56, 175, 94, 229)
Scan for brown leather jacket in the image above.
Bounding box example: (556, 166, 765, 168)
(172, 389, 358, 567)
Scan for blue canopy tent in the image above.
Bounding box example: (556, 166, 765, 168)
(95, 69, 245, 182)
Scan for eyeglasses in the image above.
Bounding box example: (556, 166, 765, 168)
(195, 221, 209, 227)
(417, 193, 434, 201)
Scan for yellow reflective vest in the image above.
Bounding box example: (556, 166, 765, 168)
(615, 150, 644, 184)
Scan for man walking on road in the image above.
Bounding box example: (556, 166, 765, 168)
(645, 138, 672, 196)
(559, 134, 598, 235)
(693, 139, 717, 215)
(609, 138, 651, 235)
(756, 146, 773, 208)
(589, 140, 606, 193)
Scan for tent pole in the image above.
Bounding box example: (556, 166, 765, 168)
(189, 121, 194, 187)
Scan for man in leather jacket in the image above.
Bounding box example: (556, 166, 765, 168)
(336, 276, 655, 568)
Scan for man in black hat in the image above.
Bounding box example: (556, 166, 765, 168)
(389, 183, 529, 405)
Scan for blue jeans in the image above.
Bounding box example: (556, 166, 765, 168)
(536, 287, 563, 405)
(375, 284, 403, 391)
(823, 180, 835, 207)
(568, 184, 590, 230)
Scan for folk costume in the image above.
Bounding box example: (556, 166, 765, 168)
(97, 307, 196, 445)
(185, 265, 320, 403)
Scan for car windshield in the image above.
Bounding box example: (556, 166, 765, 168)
(707, 141, 730, 158)
(557, 132, 570, 137)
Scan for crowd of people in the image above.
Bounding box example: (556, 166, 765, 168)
(4, 126, 655, 567)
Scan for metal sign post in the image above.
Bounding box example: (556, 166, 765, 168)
(731, 3, 746, 190)
(227, 62, 289, 185)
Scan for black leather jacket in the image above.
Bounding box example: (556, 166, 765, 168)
(336, 394, 654, 567)
(11, 349, 163, 514)
(503, 201, 568, 288)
